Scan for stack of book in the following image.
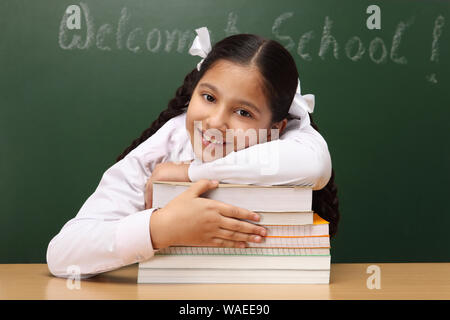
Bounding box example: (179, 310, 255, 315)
(138, 181, 331, 284)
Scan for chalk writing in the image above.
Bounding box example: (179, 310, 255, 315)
(58, 3, 446, 81)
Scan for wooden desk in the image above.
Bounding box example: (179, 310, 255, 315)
(0, 263, 449, 300)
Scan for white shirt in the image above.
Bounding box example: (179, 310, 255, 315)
(46, 112, 332, 278)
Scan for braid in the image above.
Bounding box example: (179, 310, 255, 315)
(116, 69, 199, 162)
(309, 114, 341, 238)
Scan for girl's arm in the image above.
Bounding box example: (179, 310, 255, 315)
(46, 113, 265, 279)
(46, 115, 184, 279)
(188, 119, 332, 190)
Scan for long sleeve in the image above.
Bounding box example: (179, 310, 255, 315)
(188, 119, 332, 190)
(46, 114, 188, 279)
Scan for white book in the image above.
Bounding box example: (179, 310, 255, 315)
(153, 247, 330, 256)
(152, 181, 313, 212)
(138, 268, 330, 284)
(145, 236, 329, 250)
(139, 254, 330, 270)
(147, 235, 329, 251)
(243, 211, 313, 225)
(249, 223, 329, 237)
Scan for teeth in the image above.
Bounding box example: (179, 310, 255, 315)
(204, 134, 222, 145)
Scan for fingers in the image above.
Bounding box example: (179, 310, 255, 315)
(185, 179, 219, 197)
(202, 200, 266, 237)
(220, 216, 267, 237)
(210, 238, 248, 248)
(204, 223, 267, 249)
(216, 228, 264, 244)
(214, 201, 260, 222)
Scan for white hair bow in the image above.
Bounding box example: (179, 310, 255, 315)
(188, 26, 315, 129)
(188, 27, 211, 71)
(290, 79, 315, 129)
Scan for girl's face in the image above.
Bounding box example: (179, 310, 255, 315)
(186, 59, 287, 161)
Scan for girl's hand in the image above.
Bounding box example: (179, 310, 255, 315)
(145, 162, 191, 209)
(149, 179, 267, 249)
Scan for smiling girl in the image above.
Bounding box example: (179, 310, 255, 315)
(47, 27, 339, 279)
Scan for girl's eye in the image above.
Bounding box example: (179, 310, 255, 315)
(202, 94, 215, 103)
(236, 109, 252, 118)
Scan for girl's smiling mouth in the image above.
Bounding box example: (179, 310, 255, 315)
(197, 128, 228, 147)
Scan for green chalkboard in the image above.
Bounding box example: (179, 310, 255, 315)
(1, 0, 449, 264)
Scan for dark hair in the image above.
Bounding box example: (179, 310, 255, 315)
(116, 33, 340, 237)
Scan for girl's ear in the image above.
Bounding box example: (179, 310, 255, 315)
(268, 118, 288, 141)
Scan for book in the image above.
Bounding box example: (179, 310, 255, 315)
(152, 247, 330, 256)
(242, 211, 313, 225)
(138, 268, 330, 284)
(140, 248, 330, 269)
(150, 223, 330, 249)
(138, 181, 330, 284)
(139, 215, 330, 268)
(138, 218, 331, 283)
(152, 181, 313, 213)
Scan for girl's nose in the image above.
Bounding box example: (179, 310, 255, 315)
(205, 105, 228, 131)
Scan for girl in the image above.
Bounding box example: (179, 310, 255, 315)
(47, 27, 340, 279)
